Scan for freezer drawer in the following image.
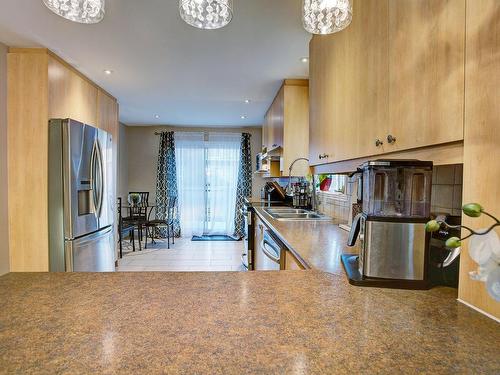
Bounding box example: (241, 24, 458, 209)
(65, 226, 115, 272)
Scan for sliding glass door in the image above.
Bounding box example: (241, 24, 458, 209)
(175, 132, 241, 237)
(175, 132, 206, 237)
(205, 133, 241, 235)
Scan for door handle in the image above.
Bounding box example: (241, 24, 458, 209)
(94, 140, 104, 217)
(261, 240, 281, 264)
(90, 141, 98, 216)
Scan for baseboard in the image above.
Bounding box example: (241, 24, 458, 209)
(457, 298, 500, 323)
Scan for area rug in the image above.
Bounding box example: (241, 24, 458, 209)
(191, 235, 240, 241)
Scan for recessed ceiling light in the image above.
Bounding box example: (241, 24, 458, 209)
(301, 57, 309, 63)
(241, 115, 247, 120)
(244, 99, 251, 104)
(155, 115, 160, 119)
(104, 69, 113, 75)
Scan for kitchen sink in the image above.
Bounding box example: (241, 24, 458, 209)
(263, 207, 331, 221)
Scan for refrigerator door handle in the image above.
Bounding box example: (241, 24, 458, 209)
(94, 140, 104, 218)
(90, 140, 98, 219)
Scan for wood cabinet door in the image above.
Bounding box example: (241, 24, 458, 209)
(309, 0, 389, 165)
(97, 90, 118, 136)
(48, 56, 98, 125)
(271, 86, 284, 150)
(386, 0, 465, 152)
(284, 250, 305, 270)
(309, 37, 336, 165)
(308, 0, 465, 164)
(262, 111, 269, 151)
(283, 84, 309, 176)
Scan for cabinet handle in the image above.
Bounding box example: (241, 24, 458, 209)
(318, 153, 329, 160)
(375, 139, 383, 147)
(387, 134, 397, 144)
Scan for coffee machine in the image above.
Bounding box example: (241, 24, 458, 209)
(342, 160, 433, 289)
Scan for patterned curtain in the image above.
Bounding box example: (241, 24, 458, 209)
(155, 131, 181, 237)
(234, 133, 252, 238)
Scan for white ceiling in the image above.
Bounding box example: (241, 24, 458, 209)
(0, 0, 311, 127)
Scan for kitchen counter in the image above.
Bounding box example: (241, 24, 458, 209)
(1, 271, 499, 374)
(253, 206, 357, 274)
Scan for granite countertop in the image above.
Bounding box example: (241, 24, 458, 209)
(1, 271, 499, 374)
(253, 205, 357, 274)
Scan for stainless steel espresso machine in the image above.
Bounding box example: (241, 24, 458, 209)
(342, 160, 433, 289)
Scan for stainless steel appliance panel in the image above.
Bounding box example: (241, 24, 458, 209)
(64, 119, 98, 238)
(258, 230, 281, 271)
(362, 220, 426, 280)
(96, 128, 114, 229)
(65, 226, 115, 272)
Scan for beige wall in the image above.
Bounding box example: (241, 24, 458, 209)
(119, 125, 264, 203)
(0, 42, 9, 275)
(117, 123, 129, 201)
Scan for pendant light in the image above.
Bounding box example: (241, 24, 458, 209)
(42, 0, 105, 24)
(179, 0, 233, 30)
(302, 0, 352, 35)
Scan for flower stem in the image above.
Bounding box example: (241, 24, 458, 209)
(436, 220, 500, 241)
(481, 210, 500, 224)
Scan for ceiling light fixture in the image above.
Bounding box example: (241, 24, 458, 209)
(244, 99, 251, 104)
(103, 69, 113, 75)
(302, 0, 352, 35)
(42, 0, 105, 24)
(301, 57, 309, 63)
(179, 0, 233, 30)
(240, 115, 247, 120)
(155, 115, 160, 119)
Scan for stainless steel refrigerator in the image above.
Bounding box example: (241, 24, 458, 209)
(49, 119, 115, 272)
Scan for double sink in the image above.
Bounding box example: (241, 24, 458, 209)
(263, 207, 330, 221)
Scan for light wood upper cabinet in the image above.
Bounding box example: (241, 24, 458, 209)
(97, 89, 118, 136)
(48, 56, 98, 125)
(310, 0, 389, 164)
(309, 0, 465, 165)
(262, 79, 309, 177)
(263, 86, 284, 151)
(386, 0, 465, 152)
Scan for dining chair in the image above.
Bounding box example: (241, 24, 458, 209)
(122, 192, 150, 251)
(145, 196, 177, 249)
(117, 197, 137, 257)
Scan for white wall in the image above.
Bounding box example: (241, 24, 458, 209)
(0, 42, 9, 275)
(118, 125, 264, 203)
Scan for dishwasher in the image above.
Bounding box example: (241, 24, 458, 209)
(256, 229, 283, 271)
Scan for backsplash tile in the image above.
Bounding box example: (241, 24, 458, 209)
(431, 164, 463, 216)
(316, 176, 356, 225)
(317, 165, 463, 223)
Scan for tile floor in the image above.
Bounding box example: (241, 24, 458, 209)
(117, 237, 245, 272)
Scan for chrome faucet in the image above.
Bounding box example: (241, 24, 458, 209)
(285, 157, 317, 212)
